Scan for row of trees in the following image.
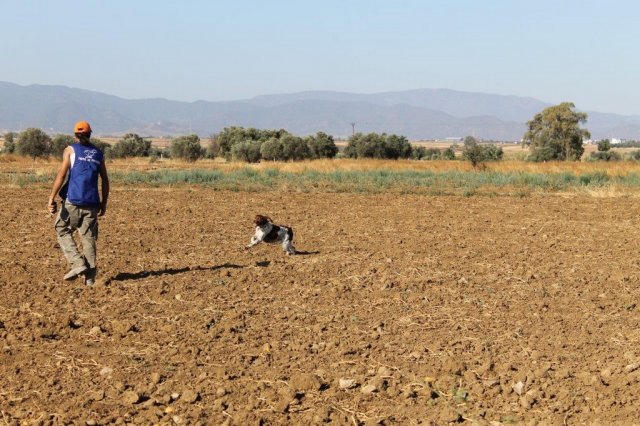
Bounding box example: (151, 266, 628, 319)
(0, 129, 205, 162)
(0, 126, 507, 166)
(1, 129, 111, 159)
(0, 103, 616, 164)
(215, 127, 338, 163)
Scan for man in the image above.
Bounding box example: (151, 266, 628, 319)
(47, 121, 109, 286)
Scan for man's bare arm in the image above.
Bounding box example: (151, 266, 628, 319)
(99, 161, 109, 216)
(47, 146, 71, 214)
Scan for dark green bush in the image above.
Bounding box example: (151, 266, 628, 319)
(344, 133, 412, 159)
(627, 150, 640, 161)
(2, 132, 16, 153)
(16, 128, 51, 159)
(260, 137, 285, 161)
(306, 132, 338, 159)
(589, 150, 621, 161)
(206, 134, 220, 159)
(231, 140, 262, 163)
(50, 134, 75, 158)
(218, 127, 289, 160)
(90, 138, 111, 158)
(216, 127, 338, 162)
(441, 146, 456, 160)
(171, 135, 205, 162)
(111, 133, 152, 158)
(527, 144, 563, 162)
(281, 135, 311, 161)
(462, 136, 504, 167)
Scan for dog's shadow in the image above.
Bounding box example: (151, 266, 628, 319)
(295, 250, 320, 256)
(106, 263, 245, 284)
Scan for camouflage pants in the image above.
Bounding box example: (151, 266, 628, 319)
(55, 202, 99, 279)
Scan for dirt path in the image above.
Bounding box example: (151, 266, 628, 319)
(1, 187, 640, 424)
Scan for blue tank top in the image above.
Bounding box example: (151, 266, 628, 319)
(60, 143, 104, 207)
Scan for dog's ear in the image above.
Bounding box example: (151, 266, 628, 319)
(254, 215, 266, 225)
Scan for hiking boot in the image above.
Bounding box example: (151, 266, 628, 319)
(63, 265, 87, 281)
(84, 268, 97, 286)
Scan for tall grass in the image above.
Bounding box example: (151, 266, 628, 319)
(3, 157, 640, 195)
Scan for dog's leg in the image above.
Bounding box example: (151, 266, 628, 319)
(246, 233, 261, 249)
(282, 237, 296, 255)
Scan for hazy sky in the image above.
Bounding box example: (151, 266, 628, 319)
(2, 0, 639, 115)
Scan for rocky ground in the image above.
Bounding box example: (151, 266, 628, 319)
(2, 187, 640, 425)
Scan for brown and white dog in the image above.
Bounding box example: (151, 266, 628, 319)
(246, 215, 296, 255)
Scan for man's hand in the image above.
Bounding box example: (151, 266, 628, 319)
(48, 200, 57, 215)
(99, 202, 107, 217)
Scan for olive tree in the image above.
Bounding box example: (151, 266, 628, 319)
(171, 134, 205, 162)
(16, 128, 51, 159)
(260, 137, 285, 161)
(230, 140, 262, 163)
(344, 132, 413, 159)
(111, 133, 152, 158)
(306, 132, 338, 159)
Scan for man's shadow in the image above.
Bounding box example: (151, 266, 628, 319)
(106, 263, 245, 284)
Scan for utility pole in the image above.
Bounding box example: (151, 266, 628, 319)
(350, 122, 356, 137)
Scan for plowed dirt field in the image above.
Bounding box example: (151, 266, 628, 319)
(2, 187, 640, 425)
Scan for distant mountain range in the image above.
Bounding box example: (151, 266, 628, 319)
(1, 81, 639, 140)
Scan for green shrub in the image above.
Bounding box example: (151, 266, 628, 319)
(171, 135, 205, 162)
(2, 132, 16, 153)
(442, 146, 456, 160)
(231, 140, 262, 163)
(411, 146, 427, 159)
(281, 134, 311, 161)
(91, 138, 111, 158)
(306, 132, 338, 159)
(589, 150, 621, 161)
(206, 134, 220, 158)
(216, 127, 338, 163)
(483, 144, 504, 161)
(411, 147, 451, 160)
(218, 127, 289, 160)
(527, 144, 563, 162)
(111, 133, 152, 158)
(16, 128, 51, 159)
(50, 134, 75, 158)
(344, 132, 412, 159)
(260, 137, 285, 161)
(627, 150, 640, 161)
(462, 137, 504, 167)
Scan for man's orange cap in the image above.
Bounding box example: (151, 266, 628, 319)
(74, 121, 92, 134)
